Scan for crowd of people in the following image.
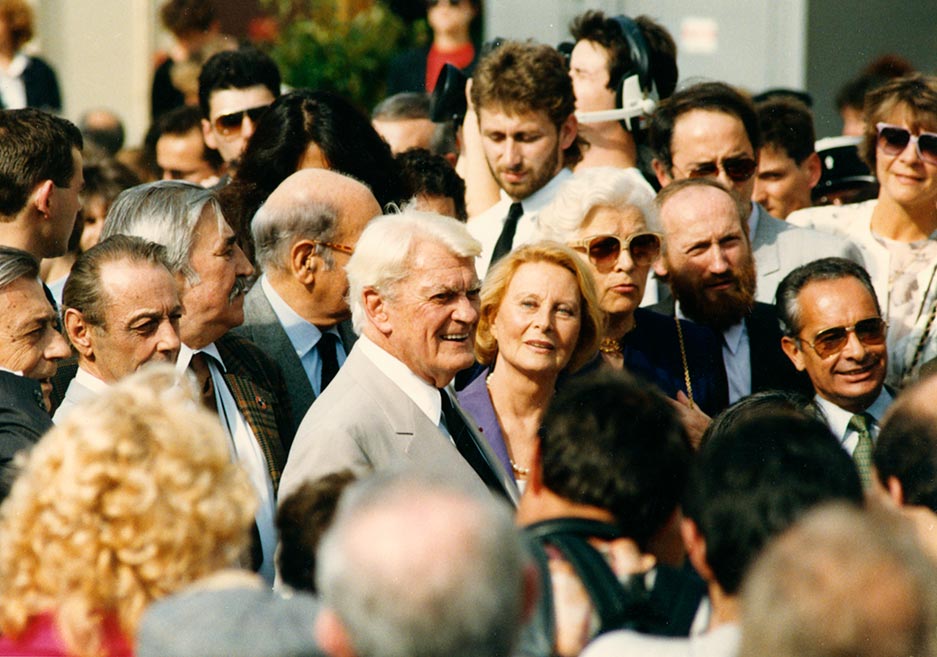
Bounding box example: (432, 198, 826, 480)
(0, 0, 936, 655)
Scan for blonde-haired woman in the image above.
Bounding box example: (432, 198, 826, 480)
(0, 364, 256, 657)
(458, 242, 603, 486)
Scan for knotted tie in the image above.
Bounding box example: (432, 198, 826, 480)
(317, 332, 340, 392)
(488, 201, 524, 269)
(849, 412, 875, 488)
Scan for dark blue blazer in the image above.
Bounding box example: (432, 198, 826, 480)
(0, 371, 53, 502)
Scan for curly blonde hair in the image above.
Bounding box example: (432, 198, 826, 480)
(0, 364, 256, 657)
(475, 241, 604, 372)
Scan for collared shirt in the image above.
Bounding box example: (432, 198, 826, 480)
(677, 301, 751, 403)
(52, 366, 110, 424)
(815, 388, 893, 456)
(176, 343, 278, 585)
(0, 52, 28, 109)
(470, 168, 574, 279)
(260, 275, 346, 396)
(356, 334, 442, 425)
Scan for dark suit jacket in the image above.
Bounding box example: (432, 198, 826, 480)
(0, 371, 53, 500)
(650, 299, 812, 399)
(1, 56, 62, 112)
(233, 284, 357, 437)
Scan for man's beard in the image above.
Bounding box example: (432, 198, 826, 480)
(493, 146, 560, 201)
(668, 255, 757, 331)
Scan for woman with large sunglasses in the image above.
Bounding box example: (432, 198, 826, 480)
(789, 75, 937, 386)
(538, 167, 727, 430)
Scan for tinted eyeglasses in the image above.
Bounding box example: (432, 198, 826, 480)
(876, 123, 937, 165)
(212, 105, 270, 137)
(675, 157, 758, 183)
(568, 232, 661, 269)
(799, 317, 887, 359)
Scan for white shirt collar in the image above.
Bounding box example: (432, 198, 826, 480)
(260, 275, 324, 358)
(176, 341, 226, 374)
(815, 387, 893, 444)
(1, 52, 28, 77)
(499, 167, 574, 215)
(75, 366, 111, 393)
(356, 334, 442, 424)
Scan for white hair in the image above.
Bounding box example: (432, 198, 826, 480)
(537, 166, 659, 242)
(345, 209, 481, 334)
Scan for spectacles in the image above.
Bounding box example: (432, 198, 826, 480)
(426, 0, 465, 6)
(674, 157, 758, 183)
(876, 123, 937, 165)
(799, 317, 887, 359)
(212, 105, 270, 137)
(568, 232, 661, 269)
(312, 239, 354, 255)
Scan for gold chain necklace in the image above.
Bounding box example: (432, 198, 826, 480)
(674, 316, 695, 408)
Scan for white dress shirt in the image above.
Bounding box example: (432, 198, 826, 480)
(52, 367, 110, 424)
(814, 388, 893, 456)
(176, 343, 278, 585)
(260, 275, 346, 396)
(356, 335, 442, 425)
(0, 53, 28, 110)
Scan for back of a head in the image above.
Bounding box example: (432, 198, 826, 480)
(316, 470, 526, 657)
(740, 503, 937, 657)
(540, 369, 692, 546)
(397, 148, 467, 221)
(684, 409, 864, 595)
(197, 46, 281, 118)
(372, 92, 432, 122)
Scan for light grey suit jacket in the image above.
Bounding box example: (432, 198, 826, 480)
(278, 343, 520, 505)
(750, 202, 865, 304)
(52, 369, 102, 424)
(234, 283, 357, 436)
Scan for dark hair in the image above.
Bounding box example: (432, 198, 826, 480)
(835, 54, 915, 112)
(0, 109, 83, 217)
(160, 0, 215, 36)
(276, 470, 356, 594)
(197, 46, 281, 119)
(63, 235, 172, 328)
(648, 81, 760, 172)
(875, 379, 937, 512)
(775, 257, 880, 338)
(756, 97, 816, 164)
(684, 409, 864, 595)
(222, 89, 406, 239)
(372, 92, 432, 121)
(859, 74, 937, 173)
(539, 370, 692, 547)
(397, 148, 467, 221)
(153, 104, 224, 172)
(569, 11, 677, 99)
(471, 40, 582, 167)
(82, 159, 142, 207)
(699, 389, 822, 449)
(79, 110, 125, 157)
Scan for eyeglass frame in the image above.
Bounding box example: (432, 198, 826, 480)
(211, 105, 271, 138)
(567, 231, 662, 268)
(796, 317, 888, 359)
(875, 122, 937, 165)
(670, 156, 758, 183)
(311, 239, 355, 255)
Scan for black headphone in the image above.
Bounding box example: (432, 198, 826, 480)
(571, 15, 658, 131)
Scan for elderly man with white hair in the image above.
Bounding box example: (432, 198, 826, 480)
(278, 209, 518, 504)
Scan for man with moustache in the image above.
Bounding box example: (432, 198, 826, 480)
(103, 180, 291, 584)
(53, 236, 183, 422)
(651, 178, 810, 403)
(777, 257, 891, 487)
(468, 40, 582, 278)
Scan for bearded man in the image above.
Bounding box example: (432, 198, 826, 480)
(651, 178, 811, 402)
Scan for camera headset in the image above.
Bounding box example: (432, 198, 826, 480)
(561, 15, 658, 132)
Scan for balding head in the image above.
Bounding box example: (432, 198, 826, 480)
(252, 169, 381, 327)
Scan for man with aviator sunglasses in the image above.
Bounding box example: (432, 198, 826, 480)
(648, 81, 862, 304)
(778, 258, 892, 486)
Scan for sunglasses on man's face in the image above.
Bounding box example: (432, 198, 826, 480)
(799, 317, 887, 359)
(212, 105, 269, 137)
(678, 156, 758, 183)
(876, 123, 937, 165)
(568, 232, 662, 270)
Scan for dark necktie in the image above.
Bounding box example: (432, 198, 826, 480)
(849, 412, 875, 488)
(439, 389, 511, 501)
(488, 202, 524, 270)
(189, 352, 218, 413)
(317, 332, 340, 392)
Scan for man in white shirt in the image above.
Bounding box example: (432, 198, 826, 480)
(236, 169, 381, 435)
(777, 257, 892, 487)
(279, 209, 518, 505)
(54, 235, 183, 423)
(468, 40, 580, 278)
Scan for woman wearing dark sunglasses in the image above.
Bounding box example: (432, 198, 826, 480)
(539, 167, 727, 433)
(789, 75, 937, 386)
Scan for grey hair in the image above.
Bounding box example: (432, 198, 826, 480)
(0, 246, 39, 290)
(346, 209, 481, 334)
(316, 469, 527, 657)
(101, 180, 223, 282)
(537, 166, 659, 242)
(252, 199, 340, 273)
